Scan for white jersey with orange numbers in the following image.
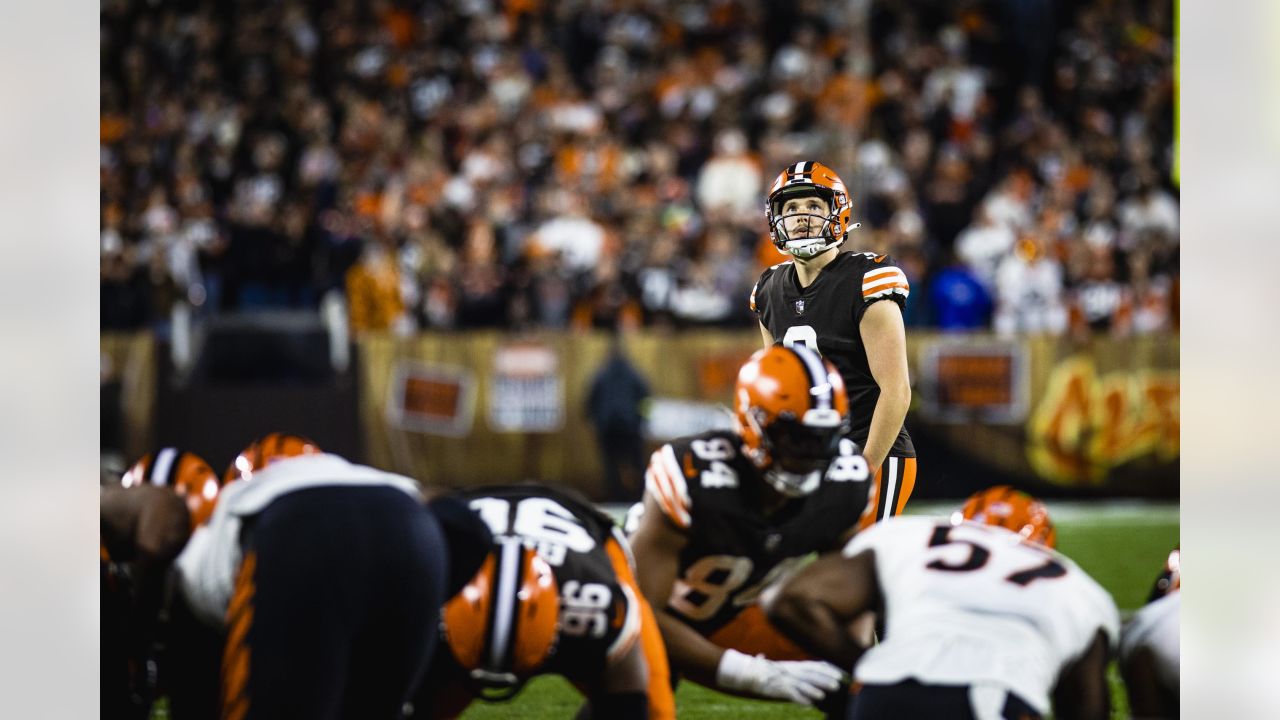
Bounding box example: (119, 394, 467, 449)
(842, 516, 1120, 714)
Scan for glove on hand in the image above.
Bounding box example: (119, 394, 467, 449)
(715, 649, 844, 705)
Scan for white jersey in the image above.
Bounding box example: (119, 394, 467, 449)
(174, 453, 422, 627)
(1120, 591, 1179, 693)
(843, 516, 1119, 714)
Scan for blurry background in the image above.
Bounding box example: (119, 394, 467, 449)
(99, 0, 1178, 504)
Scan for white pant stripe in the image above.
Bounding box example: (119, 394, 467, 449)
(880, 457, 899, 520)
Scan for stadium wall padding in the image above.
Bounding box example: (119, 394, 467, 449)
(104, 330, 1178, 499)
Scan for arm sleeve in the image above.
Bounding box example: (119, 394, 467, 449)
(643, 444, 692, 530)
(855, 255, 910, 321)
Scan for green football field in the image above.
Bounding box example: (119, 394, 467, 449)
(457, 501, 1179, 720)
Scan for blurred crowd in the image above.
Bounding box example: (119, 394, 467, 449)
(101, 0, 1178, 339)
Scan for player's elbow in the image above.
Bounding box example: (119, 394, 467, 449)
(878, 378, 910, 412)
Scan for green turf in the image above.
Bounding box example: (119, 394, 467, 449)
(457, 512, 1177, 720)
(1055, 518, 1180, 613)
(456, 675, 827, 719)
(459, 663, 1132, 720)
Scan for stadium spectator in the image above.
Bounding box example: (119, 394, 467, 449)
(954, 204, 1017, 293)
(992, 231, 1068, 337)
(695, 129, 763, 224)
(99, 0, 1177, 334)
(930, 251, 993, 331)
(345, 233, 409, 335)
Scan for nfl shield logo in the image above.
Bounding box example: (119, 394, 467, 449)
(794, 299, 805, 315)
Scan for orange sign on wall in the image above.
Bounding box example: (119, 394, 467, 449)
(1026, 356, 1179, 485)
(920, 342, 1028, 423)
(386, 361, 476, 437)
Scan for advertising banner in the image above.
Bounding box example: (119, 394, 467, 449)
(352, 330, 1177, 498)
(386, 361, 476, 437)
(487, 341, 564, 433)
(918, 339, 1029, 424)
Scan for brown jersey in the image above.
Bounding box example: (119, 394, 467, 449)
(750, 251, 915, 456)
(644, 430, 871, 636)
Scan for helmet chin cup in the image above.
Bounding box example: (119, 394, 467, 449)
(764, 467, 822, 497)
(783, 237, 830, 259)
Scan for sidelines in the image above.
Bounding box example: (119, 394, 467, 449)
(598, 499, 1180, 527)
(904, 500, 1179, 525)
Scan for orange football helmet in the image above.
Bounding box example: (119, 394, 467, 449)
(222, 432, 321, 484)
(765, 161, 857, 259)
(956, 485, 1057, 549)
(120, 448, 222, 529)
(441, 539, 560, 699)
(734, 344, 851, 497)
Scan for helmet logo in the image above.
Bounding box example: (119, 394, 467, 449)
(794, 299, 805, 315)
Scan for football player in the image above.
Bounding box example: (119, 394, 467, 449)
(628, 344, 871, 711)
(766, 486, 1120, 720)
(102, 448, 223, 719)
(174, 449, 483, 720)
(173, 434, 320, 720)
(414, 484, 674, 720)
(751, 161, 916, 530)
(1121, 546, 1180, 719)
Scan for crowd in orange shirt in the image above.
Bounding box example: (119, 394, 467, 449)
(101, 0, 1176, 336)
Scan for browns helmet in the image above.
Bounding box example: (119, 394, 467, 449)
(734, 344, 850, 497)
(120, 448, 221, 529)
(222, 432, 321, 484)
(956, 485, 1057, 549)
(765, 161, 858, 259)
(441, 539, 560, 699)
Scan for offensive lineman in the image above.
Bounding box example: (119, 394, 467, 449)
(628, 344, 872, 712)
(767, 487, 1119, 719)
(751, 161, 916, 529)
(414, 483, 674, 720)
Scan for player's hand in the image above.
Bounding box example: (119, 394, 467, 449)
(715, 649, 844, 705)
(767, 659, 845, 704)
